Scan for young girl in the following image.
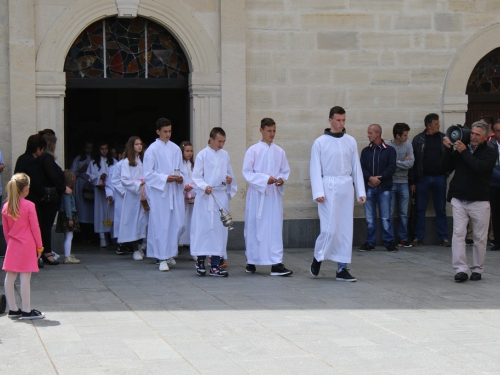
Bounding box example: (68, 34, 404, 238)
(88, 141, 116, 248)
(2, 173, 45, 320)
(119, 136, 148, 261)
(55, 170, 81, 264)
(178, 141, 196, 250)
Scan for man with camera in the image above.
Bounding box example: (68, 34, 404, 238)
(442, 121, 498, 282)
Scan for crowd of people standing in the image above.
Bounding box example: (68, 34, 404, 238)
(2, 106, 500, 319)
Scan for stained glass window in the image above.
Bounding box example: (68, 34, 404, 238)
(64, 17, 189, 79)
(466, 48, 500, 94)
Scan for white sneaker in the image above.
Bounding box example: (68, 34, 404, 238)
(159, 260, 169, 271)
(167, 258, 176, 266)
(100, 238, 107, 248)
(191, 255, 198, 261)
(133, 251, 143, 261)
(139, 248, 145, 258)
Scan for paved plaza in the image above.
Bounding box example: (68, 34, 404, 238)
(2, 243, 500, 374)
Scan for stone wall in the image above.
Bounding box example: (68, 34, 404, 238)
(245, 0, 500, 219)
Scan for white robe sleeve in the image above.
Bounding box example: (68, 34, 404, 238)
(309, 140, 324, 201)
(192, 152, 208, 191)
(111, 163, 126, 196)
(226, 157, 237, 200)
(87, 161, 100, 185)
(242, 148, 268, 194)
(351, 142, 366, 200)
(277, 149, 291, 196)
(143, 148, 168, 192)
(105, 166, 114, 199)
(121, 162, 142, 195)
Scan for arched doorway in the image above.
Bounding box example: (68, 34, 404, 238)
(63, 16, 190, 165)
(465, 47, 500, 126)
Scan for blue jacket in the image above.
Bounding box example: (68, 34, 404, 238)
(360, 141, 397, 191)
(59, 193, 76, 219)
(488, 138, 500, 187)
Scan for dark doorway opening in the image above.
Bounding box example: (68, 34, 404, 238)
(64, 86, 189, 166)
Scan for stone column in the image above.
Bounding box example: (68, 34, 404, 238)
(189, 72, 221, 158)
(443, 95, 468, 127)
(8, 0, 36, 162)
(36, 72, 66, 166)
(220, 0, 246, 220)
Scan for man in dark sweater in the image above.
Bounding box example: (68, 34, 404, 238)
(409, 113, 450, 247)
(359, 124, 397, 252)
(442, 121, 498, 282)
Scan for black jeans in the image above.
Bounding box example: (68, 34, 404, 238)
(38, 201, 58, 254)
(490, 186, 500, 245)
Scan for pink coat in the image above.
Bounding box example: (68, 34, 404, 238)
(2, 199, 43, 273)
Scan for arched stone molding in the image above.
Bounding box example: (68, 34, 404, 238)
(443, 23, 500, 127)
(35, 0, 221, 165)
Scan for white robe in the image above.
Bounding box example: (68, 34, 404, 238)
(190, 146, 237, 257)
(144, 139, 185, 260)
(243, 141, 290, 265)
(70, 155, 94, 223)
(104, 164, 118, 238)
(88, 157, 117, 233)
(119, 157, 148, 243)
(310, 133, 365, 264)
(178, 159, 196, 246)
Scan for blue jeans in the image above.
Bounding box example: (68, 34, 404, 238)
(364, 186, 393, 246)
(414, 175, 448, 241)
(390, 183, 410, 242)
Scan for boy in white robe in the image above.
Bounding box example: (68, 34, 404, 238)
(191, 127, 237, 277)
(243, 118, 292, 276)
(309, 106, 366, 281)
(143, 118, 185, 272)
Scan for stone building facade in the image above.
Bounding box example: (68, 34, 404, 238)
(1, 0, 499, 246)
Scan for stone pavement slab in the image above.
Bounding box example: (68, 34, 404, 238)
(1, 243, 500, 374)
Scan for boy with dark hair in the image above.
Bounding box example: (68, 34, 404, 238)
(243, 118, 292, 276)
(387, 123, 414, 247)
(143, 118, 185, 271)
(191, 127, 237, 277)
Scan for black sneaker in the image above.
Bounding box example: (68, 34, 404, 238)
(0, 294, 6, 314)
(386, 242, 398, 253)
(336, 268, 357, 282)
(195, 260, 206, 276)
(454, 272, 468, 282)
(8, 308, 22, 319)
(310, 257, 321, 276)
(358, 243, 374, 252)
(20, 309, 45, 320)
(470, 272, 481, 281)
(398, 240, 412, 248)
(210, 266, 228, 277)
(116, 244, 126, 255)
(246, 264, 256, 273)
(270, 263, 293, 276)
(491, 245, 500, 251)
(155, 258, 160, 265)
(466, 239, 474, 246)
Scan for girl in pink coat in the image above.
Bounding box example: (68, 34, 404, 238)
(2, 173, 45, 320)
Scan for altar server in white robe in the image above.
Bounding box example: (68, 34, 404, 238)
(143, 118, 185, 272)
(120, 136, 148, 261)
(109, 146, 128, 255)
(191, 127, 237, 277)
(243, 118, 292, 276)
(309, 106, 366, 282)
(70, 141, 94, 224)
(178, 141, 196, 249)
(88, 141, 117, 248)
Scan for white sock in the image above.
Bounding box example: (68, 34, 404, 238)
(4, 272, 18, 311)
(19, 273, 31, 313)
(64, 231, 74, 257)
(99, 233, 105, 239)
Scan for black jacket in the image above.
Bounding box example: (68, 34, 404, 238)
(408, 130, 446, 185)
(360, 141, 397, 191)
(14, 153, 45, 205)
(441, 142, 498, 202)
(39, 153, 66, 204)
